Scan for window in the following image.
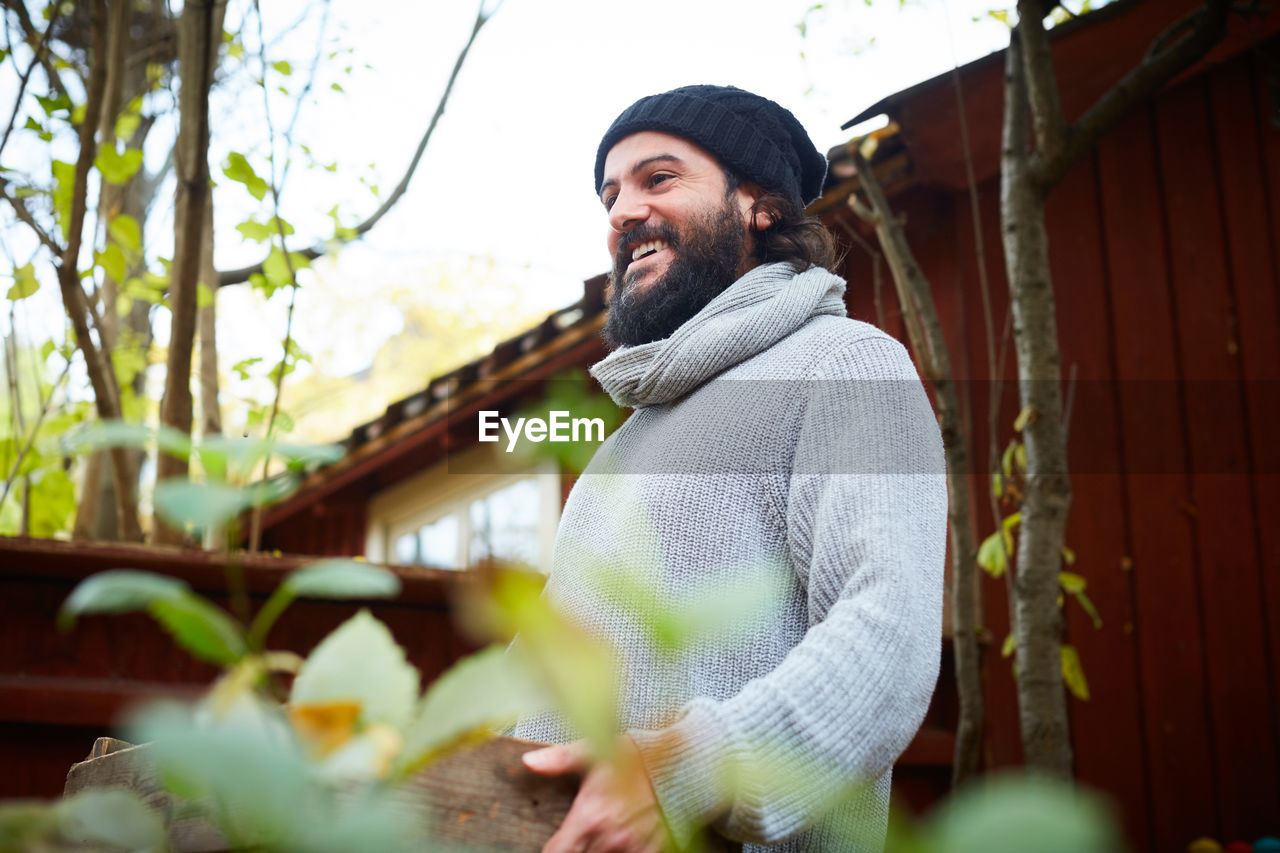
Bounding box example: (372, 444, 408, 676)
(368, 454, 560, 573)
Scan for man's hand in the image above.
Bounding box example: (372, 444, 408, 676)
(523, 737, 667, 853)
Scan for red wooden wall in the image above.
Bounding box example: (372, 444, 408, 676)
(0, 538, 477, 800)
(831, 44, 1280, 853)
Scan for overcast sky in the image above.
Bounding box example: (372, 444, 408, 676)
(4, 0, 1024, 399)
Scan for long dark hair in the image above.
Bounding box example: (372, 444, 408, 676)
(725, 169, 841, 273)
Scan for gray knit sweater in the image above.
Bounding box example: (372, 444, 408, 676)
(514, 262, 946, 851)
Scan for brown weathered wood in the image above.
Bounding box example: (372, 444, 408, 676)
(65, 739, 226, 851)
(87, 736, 134, 759)
(63, 736, 742, 852)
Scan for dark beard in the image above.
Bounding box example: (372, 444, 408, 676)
(603, 199, 748, 349)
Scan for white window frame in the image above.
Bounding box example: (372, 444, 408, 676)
(364, 444, 560, 573)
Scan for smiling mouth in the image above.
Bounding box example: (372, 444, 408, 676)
(629, 239, 670, 266)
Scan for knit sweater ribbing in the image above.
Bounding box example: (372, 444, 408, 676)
(513, 262, 947, 851)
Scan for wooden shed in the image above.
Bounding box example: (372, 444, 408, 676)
(11, 0, 1272, 849)
(812, 0, 1280, 849)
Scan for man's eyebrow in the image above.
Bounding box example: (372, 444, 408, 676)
(599, 154, 685, 199)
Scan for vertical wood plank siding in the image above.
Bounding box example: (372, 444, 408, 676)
(833, 45, 1279, 852)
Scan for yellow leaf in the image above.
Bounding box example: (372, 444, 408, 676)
(1058, 571, 1086, 594)
(1061, 644, 1090, 700)
(977, 530, 1008, 578)
(289, 699, 362, 757)
(1001, 634, 1015, 658)
(1013, 406, 1035, 432)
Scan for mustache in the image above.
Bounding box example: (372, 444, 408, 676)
(615, 223, 679, 268)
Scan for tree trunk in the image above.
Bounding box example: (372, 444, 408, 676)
(56, 0, 142, 542)
(848, 151, 985, 786)
(75, 3, 156, 542)
(1000, 30, 1073, 778)
(199, 189, 221, 437)
(154, 0, 221, 545)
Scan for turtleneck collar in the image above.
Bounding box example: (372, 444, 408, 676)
(590, 262, 847, 408)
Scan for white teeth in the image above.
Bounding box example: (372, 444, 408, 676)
(630, 240, 668, 262)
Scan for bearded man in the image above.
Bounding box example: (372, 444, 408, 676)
(514, 85, 946, 853)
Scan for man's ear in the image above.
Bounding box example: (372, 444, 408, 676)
(738, 181, 773, 232)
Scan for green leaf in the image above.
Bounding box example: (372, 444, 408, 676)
(1001, 512, 1021, 537)
(223, 152, 269, 200)
(35, 92, 71, 115)
(1074, 590, 1103, 630)
(271, 59, 293, 75)
(108, 214, 142, 252)
(64, 420, 193, 462)
(51, 160, 75, 239)
(232, 356, 263, 380)
(472, 570, 618, 755)
(94, 143, 144, 185)
(59, 569, 188, 629)
(330, 81, 344, 93)
(990, 471, 1002, 500)
(286, 560, 401, 599)
(236, 216, 294, 243)
(95, 243, 127, 282)
(153, 479, 251, 534)
(397, 645, 544, 776)
(7, 262, 38, 300)
(1001, 634, 1015, 658)
(923, 773, 1123, 853)
(114, 110, 141, 141)
(197, 282, 214, 308)
(290, 610, 419, 730)
(125, 702, 321, 847)
(150, 594, 247, 665)
(1001, 441, 1016, 479)
(977, 530, 1008, 578)
(1061, 545, 1076, 565)
(1058, 571, 1086, 594)
(56, 789, 166, 849)
(1061, 644, 1090, 700)
(236, 218, 273, 242)
(26, 468, 75, 536)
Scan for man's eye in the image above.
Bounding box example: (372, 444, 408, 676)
(603, 195, 616, 211)
(649, 173, 672, 187)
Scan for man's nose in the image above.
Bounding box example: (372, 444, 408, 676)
(608, 187, 649, 234)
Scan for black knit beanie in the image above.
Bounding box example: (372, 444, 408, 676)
(594, 84, 828, 208)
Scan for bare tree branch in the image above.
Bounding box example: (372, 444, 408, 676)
(216, 0, 497, 287)
(850, 145, 986, 789)
(276, 0, 331, 190)
(248, 0, 302, 553)
(0, 7, 57, 161)
(0, 183, 62, 253)
(1040, 0, 1231, 187)
(2, 0, 71, 103)
(1016, 0, 1068, 168)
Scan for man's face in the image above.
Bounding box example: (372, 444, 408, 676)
(599, 132, 759, 347)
